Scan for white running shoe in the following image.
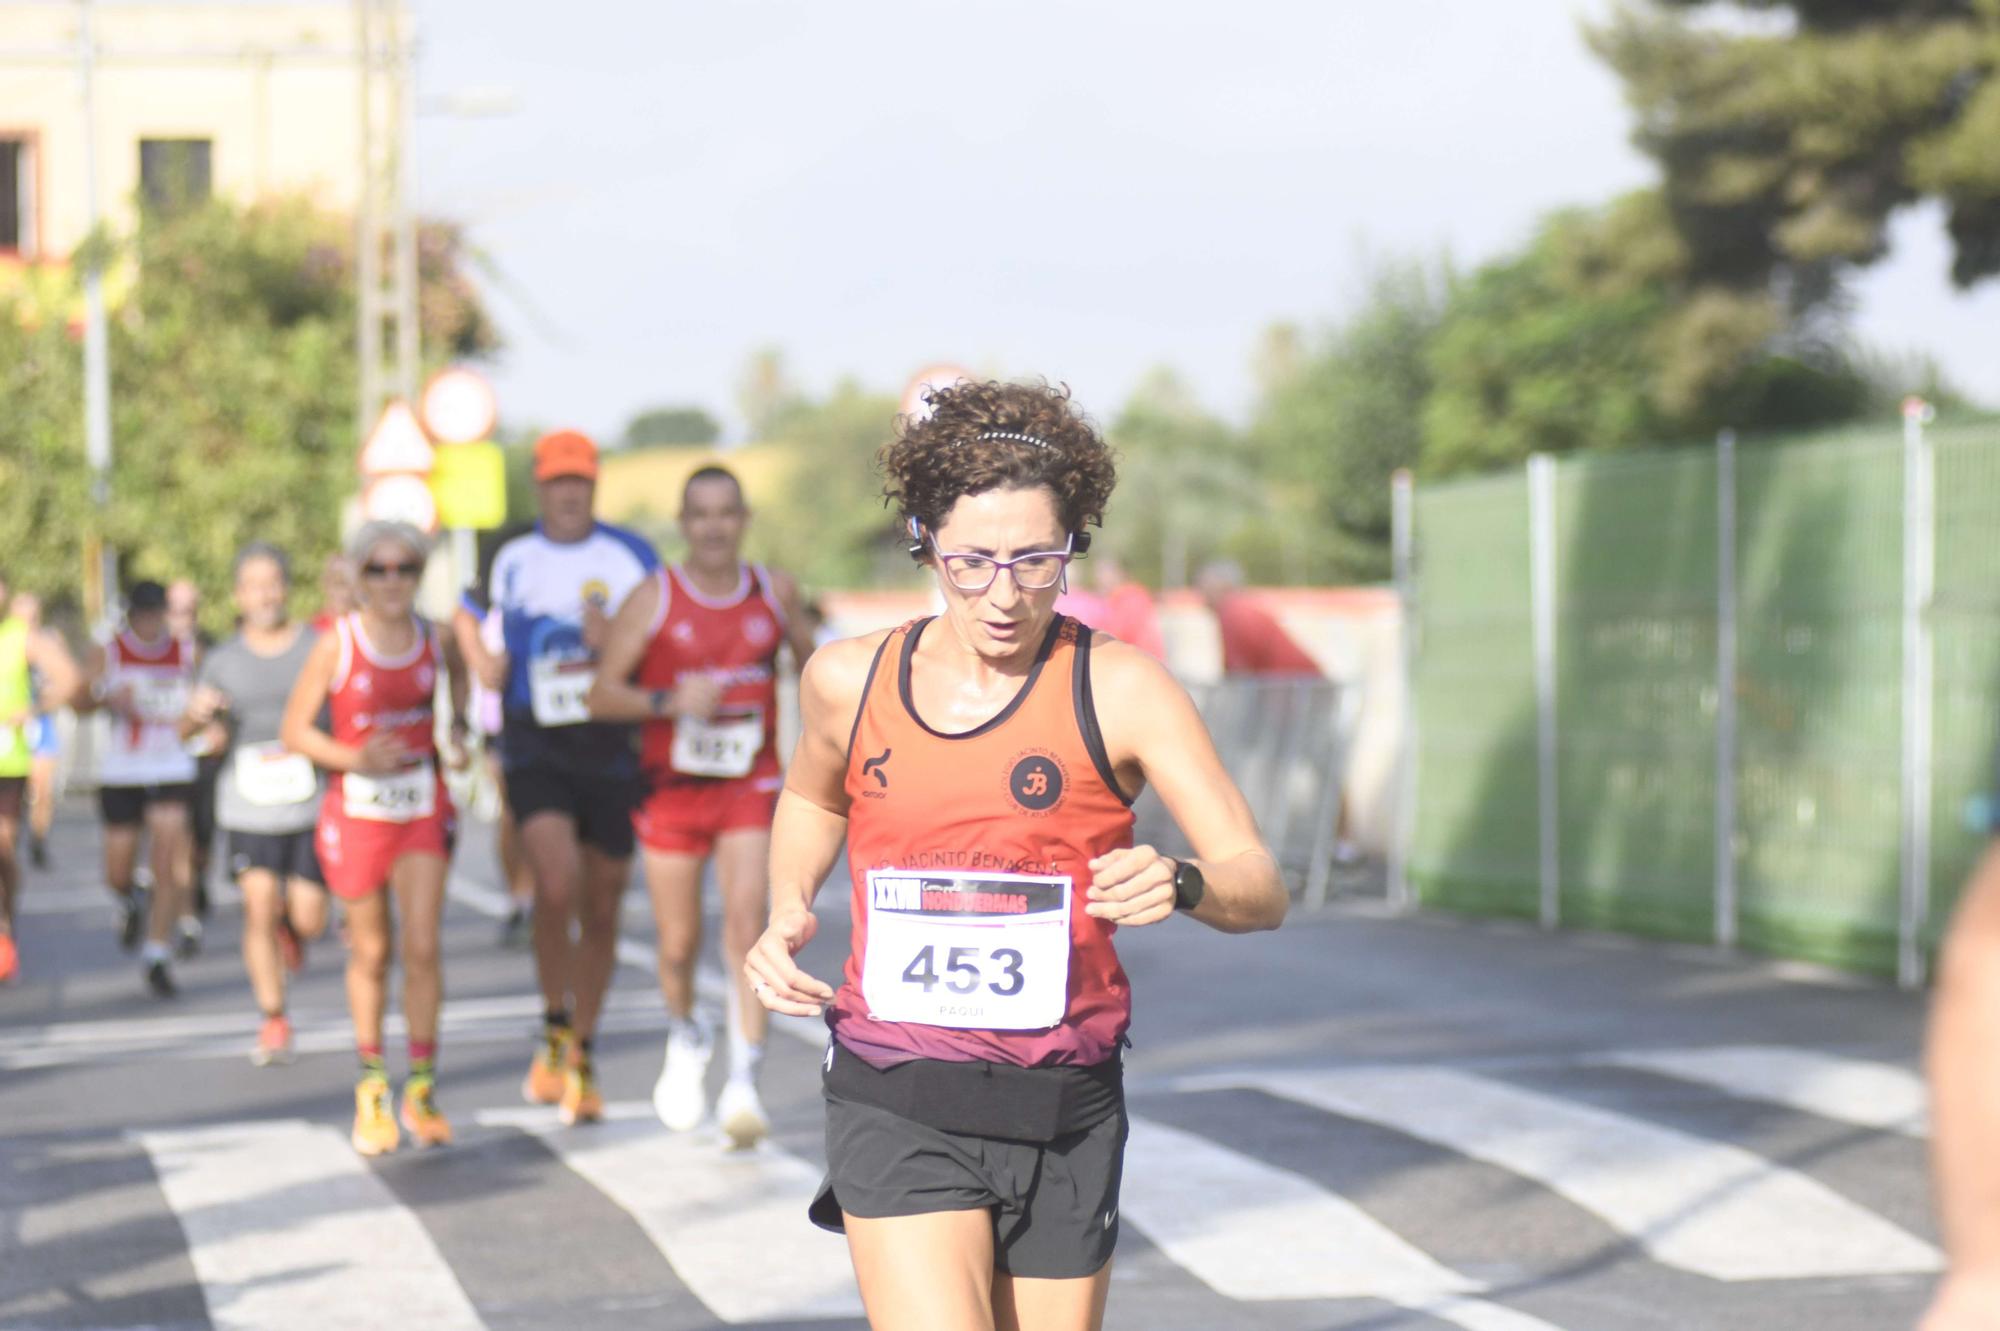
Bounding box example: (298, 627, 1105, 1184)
(652, 1021, 711, 1131)
(716, 1078, 768, 1152)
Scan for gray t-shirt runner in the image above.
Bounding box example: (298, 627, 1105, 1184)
(196, 626, 321, 835)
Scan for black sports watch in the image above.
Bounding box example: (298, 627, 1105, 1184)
(1169, 857, 1206, 913)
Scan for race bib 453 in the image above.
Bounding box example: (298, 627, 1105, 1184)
(861, 870, 1072, 1031)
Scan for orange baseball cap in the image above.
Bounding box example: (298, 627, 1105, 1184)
(533, 429, 599, 482)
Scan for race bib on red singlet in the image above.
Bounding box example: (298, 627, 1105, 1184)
(860, 870, 1072, 1030)
(670, 707, 762, 779)
(342, 760, 436, 823)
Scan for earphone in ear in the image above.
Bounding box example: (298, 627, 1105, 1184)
(906, 517, 926, 559)
(1073, 531, 1093, 557)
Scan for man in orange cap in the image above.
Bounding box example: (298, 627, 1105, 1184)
(453, 430, 660, 1125)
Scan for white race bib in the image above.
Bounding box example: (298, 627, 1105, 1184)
(861, 870, 1072, 1030)
(233, 742, 318, 808)
(529, 655, 596, 727)
(342, 760, 437, 823)
(133, 676, 190, 725)
(670, 708, 763, 779)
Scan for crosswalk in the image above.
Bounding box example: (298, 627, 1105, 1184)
(3, 1044, 1933, 1329)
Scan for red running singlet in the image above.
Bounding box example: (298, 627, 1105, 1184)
(635, 564, 787, 788)
(314, 614, 453, 900)
(830, 615, 1136, 1069)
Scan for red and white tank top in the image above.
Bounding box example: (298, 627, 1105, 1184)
(830, 615, 1136, 1069)
(323, 614, 444, 825)
(99, 629, 198, 786)
(636, 564, 786, 784)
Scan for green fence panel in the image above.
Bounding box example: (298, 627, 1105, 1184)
(1931, 420, 2000, 953)
(1728, 436, 1905, 973)
(1409, 472, 1539, 919)
(1552, 452, 1719, 940)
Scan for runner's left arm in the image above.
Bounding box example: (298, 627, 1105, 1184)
(24, 628, 83, 713)
(436, 618, 472, 767)
(1087, 637, 1287, 934)
(1925, 842, 2000, 1331)
(769, 569, 818, 670)
(584, 575, 665, 722)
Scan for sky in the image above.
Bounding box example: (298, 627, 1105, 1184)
(413, 0, 2000, 443)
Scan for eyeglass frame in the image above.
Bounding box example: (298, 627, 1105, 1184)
(924, 532, 1076, 594)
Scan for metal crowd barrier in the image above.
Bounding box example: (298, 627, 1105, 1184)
(1133, 678, 1355, 909)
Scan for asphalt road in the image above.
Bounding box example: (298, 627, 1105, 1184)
(0, 800, 1943, 1330)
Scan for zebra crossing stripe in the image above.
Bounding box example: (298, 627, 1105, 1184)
(1240, 1068, 1942, 1282)
(134, 1120, 485, 1331)
(482, 1108, 861, 1323)
(1121, 1116, 1564, 1330)
(1594, 1046, 1929, 1136)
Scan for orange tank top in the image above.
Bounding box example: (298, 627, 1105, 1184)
(830, 614, 1136, 1068)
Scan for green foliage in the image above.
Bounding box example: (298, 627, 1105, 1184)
(1248, 263, 1442, 581)
(0, 196, 494, 635)
(621, 405, 721, 448)
(1591, 1, 2000, 290)
(759, 379, 907, 588)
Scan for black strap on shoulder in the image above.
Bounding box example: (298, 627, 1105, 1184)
(844, 630, 896, 761)
(1071, 625, 1136, 807)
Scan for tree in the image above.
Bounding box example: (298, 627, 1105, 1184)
(736, 346, 804, 442)
(621, 405, 721, 449)
(0, 195, 495, 634)
(1248, 261, 1443, 581)
(1106, 368, 1272, 587)
(758, 379, 904, 587)
(1591, 2, 2000, 295)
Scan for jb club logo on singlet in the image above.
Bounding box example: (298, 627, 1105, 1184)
(1006, 749, 1067, 815)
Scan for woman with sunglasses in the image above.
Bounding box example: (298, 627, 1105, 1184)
(745, 380, 1288, 1331)
(281, 521, 469, 1156)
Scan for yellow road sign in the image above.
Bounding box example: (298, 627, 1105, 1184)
(429, 440, 507, 530)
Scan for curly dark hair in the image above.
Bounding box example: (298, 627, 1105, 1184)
(880, 380, 1117, 536)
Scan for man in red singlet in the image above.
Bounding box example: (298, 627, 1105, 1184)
(590, 464, 815, 1148)
(745, 381, 1287, 1331)
(282, 521, 469, 1157)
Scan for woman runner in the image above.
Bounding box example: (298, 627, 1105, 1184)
(746, 380, 1287, 1331)
(281, 521, 469, 1156)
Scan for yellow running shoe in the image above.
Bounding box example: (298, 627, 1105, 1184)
(522, 1025, 571, 1105)
(351, 1075, 399, 1156)
(559, 1060, 604, 1127)
(400, 1076, 454, 1148)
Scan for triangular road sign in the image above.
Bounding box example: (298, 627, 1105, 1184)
(359, 400, 435, 477)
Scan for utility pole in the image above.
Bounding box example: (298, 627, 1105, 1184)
(353, 0, 417, 440)
(76, 0, 115, 626)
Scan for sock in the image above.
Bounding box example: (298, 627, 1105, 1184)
(140, 939, 170, 964)
(727, 1037, 764, 1086)
(544, 1008, 571, 1032)
(358, 1044, 387, 1080)
(408, 1040, 437, 1083)
(667, 1010, 701, 1044)
(575, 1036, 594, 1069)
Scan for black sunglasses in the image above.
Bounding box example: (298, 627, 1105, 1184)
(360, 560, 423, 579)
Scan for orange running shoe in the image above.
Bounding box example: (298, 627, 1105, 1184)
(399, 1076, 454, 1148)
(0, 934, 17, 984)
(521, 1024, 571, 1105)
(251, 1014, 293, 1067)
(351, 1075, 399, 1156)
(559, 1060, 604, 1127)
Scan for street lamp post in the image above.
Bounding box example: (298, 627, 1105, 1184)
(76, 0, 115, 626)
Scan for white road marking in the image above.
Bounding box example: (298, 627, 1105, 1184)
(1595, 1046, 1929, 1136)
(1122, 1116, 1563, 1330)
(135, 1120, 485, 1331)
(481, 1107, 860, 1324)
(1239, 1068, 1941, 1281)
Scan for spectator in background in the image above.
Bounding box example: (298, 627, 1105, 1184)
(1093, 554, 1166, 661)
(1196, 560, 1322, 677)
(312, 555, 359, 633)
(168, 579, 219, 931)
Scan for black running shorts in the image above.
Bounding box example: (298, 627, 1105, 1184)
(99, 783, 196, 827)
(810, 1088, 1127, 1280)
(503, 765, 638, 859)
(228, 829, 325, 886)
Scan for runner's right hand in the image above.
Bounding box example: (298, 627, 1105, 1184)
(671, 674, 725, 722)
(476, 649, 508, 693)
(745, 906, 834, 1016)
(188, 684, 229, 723)
(352, 732, 411, 775)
